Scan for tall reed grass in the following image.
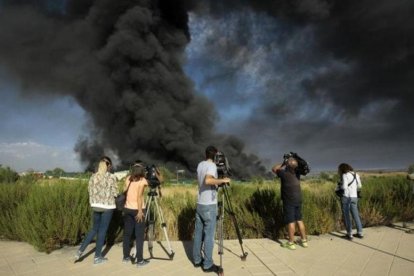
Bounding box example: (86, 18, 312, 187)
(0, 175, 413, 252)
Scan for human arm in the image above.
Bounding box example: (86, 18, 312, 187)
(88, 174, 94, 195)
(205, 174, 231, 186)
(356, 173, 362, 189)
(271, 163, 284, 175)
(124, 176, 131, 192)
(110, 174, 118, 197)
(341, 173, 347, 190)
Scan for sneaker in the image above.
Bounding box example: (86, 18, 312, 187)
(193, 260, 203, 268)
(136, 259, 150, 267)
(93, 257, 108, 265)
(74, 250, 83, 261)
(282, 241, 296, 250)
(296, 239, 308, 248)
(122, 257, 131, 264)
(344, 234, 353, 241)
(353, 233, 364, 239)
(202, 264, 219, 273)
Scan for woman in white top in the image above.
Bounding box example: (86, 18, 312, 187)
(338, 163, 363, 240)
(75, 156, 118, 264)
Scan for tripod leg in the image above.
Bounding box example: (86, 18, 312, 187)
(223, 187, 248, 260)
(145, 195, 154, 257)
(153, 197, 175, 259)
(217, 194, 224, 275)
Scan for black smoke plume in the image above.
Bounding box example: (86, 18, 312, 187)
(0, 0, 266, 177)
(186, 0, 414, 170)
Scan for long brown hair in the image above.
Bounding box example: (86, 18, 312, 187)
(130, 164, 146, 181)
(338, 163, 354, 175)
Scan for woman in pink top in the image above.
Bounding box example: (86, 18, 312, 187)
(122, 164, 149, 267)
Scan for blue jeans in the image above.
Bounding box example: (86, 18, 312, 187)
(193, 204, 217, 269)
(79, 209, 114, 258)
(341, 197, 363, 235)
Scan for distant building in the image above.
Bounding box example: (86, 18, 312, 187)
(19, 171, 45, 179)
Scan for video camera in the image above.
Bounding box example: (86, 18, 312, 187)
(145, 164, 161, 189)
(214, 151, 232, 179)
(283, 152, 310, 176)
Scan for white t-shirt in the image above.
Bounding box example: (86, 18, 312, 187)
(341, 171, 362, 198)
(197, 160, 218, 205)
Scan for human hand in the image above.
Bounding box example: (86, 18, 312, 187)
(135, 211, 144, 222)
(222, 178, 231, 185)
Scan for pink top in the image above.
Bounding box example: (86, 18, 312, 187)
(125, 177, 148, 210)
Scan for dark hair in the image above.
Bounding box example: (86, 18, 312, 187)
(101, 156, 112, 166)
(205, 145, 218, 160)
(338, 163, 354, 175)
(130, 165, 146, 181)
(133, 160, 145, 167)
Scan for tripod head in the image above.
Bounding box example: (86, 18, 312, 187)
(147, 187, 159, 197)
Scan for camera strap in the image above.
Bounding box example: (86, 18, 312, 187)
(348, 172, 357, 187)
(125, 180, 132, 196)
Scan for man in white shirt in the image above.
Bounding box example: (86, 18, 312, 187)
(193, 145, 231, 273)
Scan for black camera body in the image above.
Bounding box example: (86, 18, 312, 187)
(145, 164, 161, 188)
(283, 152, 310, 176)
(214, 151, 232, 179)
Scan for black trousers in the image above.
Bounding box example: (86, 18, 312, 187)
(123, 208, 146, 261)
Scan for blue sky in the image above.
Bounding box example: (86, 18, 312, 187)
(0, 70, 86, 171)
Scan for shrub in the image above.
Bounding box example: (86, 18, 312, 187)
(0, 183, 32, 239)
(0, 165, 19, 184)
(14, 181, 90, 252)
(1, 174, 413, 253)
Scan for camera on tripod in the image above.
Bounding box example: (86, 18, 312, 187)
(283, 152, 310, 176)
(214, 151, 232, 179)
(145, 164, 161, 189)
(132, 161, 162, 189)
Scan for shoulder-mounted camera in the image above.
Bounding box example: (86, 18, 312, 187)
(283, 152, 310, 176)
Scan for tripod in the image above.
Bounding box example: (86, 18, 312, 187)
(145, 187, 175, 259)
(216, 184, 248, 275)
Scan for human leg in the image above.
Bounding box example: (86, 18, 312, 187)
(94, 209, 113, 259)
(350, 198, 363, 236)
(283, 203, 296, 243)
(294, 204, 307, 241)
(135, 209, 146, 262)
(78, 211, 101, 253)
(199, 204, 217, 270)
(287, 223, 295, 242)
(297, 220, 307, 240)
(123, 209, 136, 259)
(192, 204, 204, 265)
(341, 197, 352, 238)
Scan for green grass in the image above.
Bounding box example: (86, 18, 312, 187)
(0, 175, 413, 252)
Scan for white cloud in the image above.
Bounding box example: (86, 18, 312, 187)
(0, 141, 82, 172)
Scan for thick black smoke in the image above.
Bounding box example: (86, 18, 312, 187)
(186, 0, 414, 170)
(0, 0, 266, 177)
(1, 0, 413, 173)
